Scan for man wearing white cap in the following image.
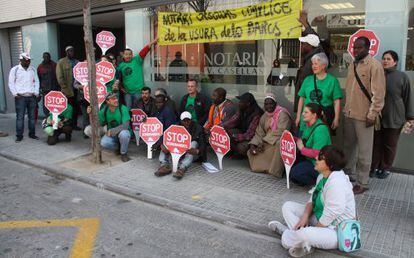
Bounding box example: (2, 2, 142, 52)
(294, 11, 324, 113)
(56, 46, 80, 129)
(8, 52, 40, 142)
(155, 111, 206, 179)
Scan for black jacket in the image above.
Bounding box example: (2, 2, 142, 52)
(179, 93, 211, 126)
(187, 121, 207, 162)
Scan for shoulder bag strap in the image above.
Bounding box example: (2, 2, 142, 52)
(353, 63, 372, 103)
(313, 74, 322, 106)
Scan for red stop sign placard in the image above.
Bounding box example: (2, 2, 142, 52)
(280, 130, 296, 167)
(96, 31, 116, 54)
(139, 117, 163, 144)
(348, 29, 380, 58)
(83, 83, 107, 106)
(130, 109, 147, 131)
(209, 126, 230, 155)
(163, 125, 191, 155)
(96, 61, 115, 85)
(44, 91, 67, 114)
(73, 62, 88, 85)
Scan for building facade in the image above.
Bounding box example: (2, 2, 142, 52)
(0, 0, 413, 171)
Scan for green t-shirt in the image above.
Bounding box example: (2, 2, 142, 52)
(298, 73, 343, 128)
(301, 119, 331, 164)
(185, 96, 198, 122)
(99, 105, 131, 131)
(312, 177, 328, 220)
(117, 55, 144, 94)
(49, 104, 73, 121)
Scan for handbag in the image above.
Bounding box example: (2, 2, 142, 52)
(337, 219, 362, 252)
(353, 64, 381, 130)
(313, 75, 335, 126)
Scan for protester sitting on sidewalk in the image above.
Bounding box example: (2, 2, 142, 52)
(268, 145, 356, 257)
(371, 50, 414, 179)
(8, 52, 40, 142)
(204, 87, 237, 134)
(133, 86, 156, 116)
(247, 93, 291, 177)
(291, 103, 331, 186)
(221, 92, 263, 158)
(151, 94, 177, 151)
(155, 111, 205, 179)
(295, 53, 342, 134)
(43, 104, 73, 145)
(117, 38, 158, 108)
(84, 92, 131, 162)
(155, 88, 178, 117)
(179, 79, 210, 126)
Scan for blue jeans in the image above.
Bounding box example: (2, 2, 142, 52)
(124, 93, 140, 109)
(15, 96, 37, 138)
(290, 160, 318, 186)
(100, 130, 131, 154)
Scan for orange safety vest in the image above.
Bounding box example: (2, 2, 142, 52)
(205, 100, 232, 129)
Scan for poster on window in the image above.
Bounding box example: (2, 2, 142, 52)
(158, 0, 302, 45)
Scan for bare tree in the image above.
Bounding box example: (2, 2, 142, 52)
(82, 0, 102, 163)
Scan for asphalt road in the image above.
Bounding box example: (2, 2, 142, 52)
(0, 157, 342, 258)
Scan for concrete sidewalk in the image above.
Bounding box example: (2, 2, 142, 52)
(0, 113, 413, 258)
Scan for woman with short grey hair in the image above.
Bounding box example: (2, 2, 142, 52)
(295, 52, 343, 134)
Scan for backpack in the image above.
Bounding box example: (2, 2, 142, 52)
(337, 219, 361, 252)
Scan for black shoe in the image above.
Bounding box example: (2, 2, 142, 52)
(65, 134, 72, 142)
(121, 154, 130, 162)
(29, 135, 39, 140)
(369, 169, 376, 178)
(376, 169, 390, 179)
(83, 133, 89, 139)
(15, 137, 23, 143)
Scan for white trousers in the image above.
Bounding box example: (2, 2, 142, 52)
(281, 201, 338, 250)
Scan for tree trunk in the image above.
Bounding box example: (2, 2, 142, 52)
(82, 0, 102, 163)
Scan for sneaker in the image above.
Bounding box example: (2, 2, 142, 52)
(15, 137, 23, 143)
(268, 221, 287, 235)
(121, 154, 130, 162)
(376, 169, 390, 179)
(288, 245, 314, 257)
(29, 135, 39, 140)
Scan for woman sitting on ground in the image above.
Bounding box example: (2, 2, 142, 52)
(247, 93, 291, 177)
(268, 145, 356, 257)
(291, 103, 331, 186)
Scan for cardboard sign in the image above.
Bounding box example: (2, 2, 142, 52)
(83, 83, 107, 106)
(73, 62, 88, 85)
(209, 126, 230, 170)
(96, 60, 115, 85)
(44, 91, 68, 130)
(163, 125, 192, 172)
(139, 117, 163, 159)
(280, 130, 296, 189)
(96, 30, 116, 55)
(348, 29, 380, 58)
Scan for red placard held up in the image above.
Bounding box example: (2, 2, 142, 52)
(140, 117, 163, 159)
(209, 126, 230, 170)
(44, 91, 68, 130)
(83, 83, 107, 107)
(96, 61, 115, 85)
(163, 125, 192, 172)
(130, 109, 147, 131)
(280, 130, 296, 189)
(73, 62, 88, 85)
(348, 29, 380, 58)
(96, 31, 116, 55)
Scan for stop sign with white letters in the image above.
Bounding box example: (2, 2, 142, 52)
(96, 31, 116, 55)
(348, 29, 380, 58)
(209, 126, 230, 155)
(96, 61, 115, 85)
(44, 91, 68, 114)
(130, 109, 147, 131)
(73, 62, 89, 85)
(163, 125, 191, 155)
(139, 117, 163, 144)
(83, 83, 107, 106)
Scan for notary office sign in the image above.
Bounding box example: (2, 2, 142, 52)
(203, 51, 266, 75)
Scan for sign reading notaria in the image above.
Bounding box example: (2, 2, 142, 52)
(158, 0, 302, 45)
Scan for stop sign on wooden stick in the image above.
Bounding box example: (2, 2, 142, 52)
(280, 130, 296, 189)
(209, 126, 230, 170)
(44, 91, 68, 129)
(96, 31, 116, 55)
(163, 125, 192, 172)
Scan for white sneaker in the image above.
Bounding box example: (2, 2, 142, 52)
(288, 245, 314, 257)
(268, 220, 288, 235)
